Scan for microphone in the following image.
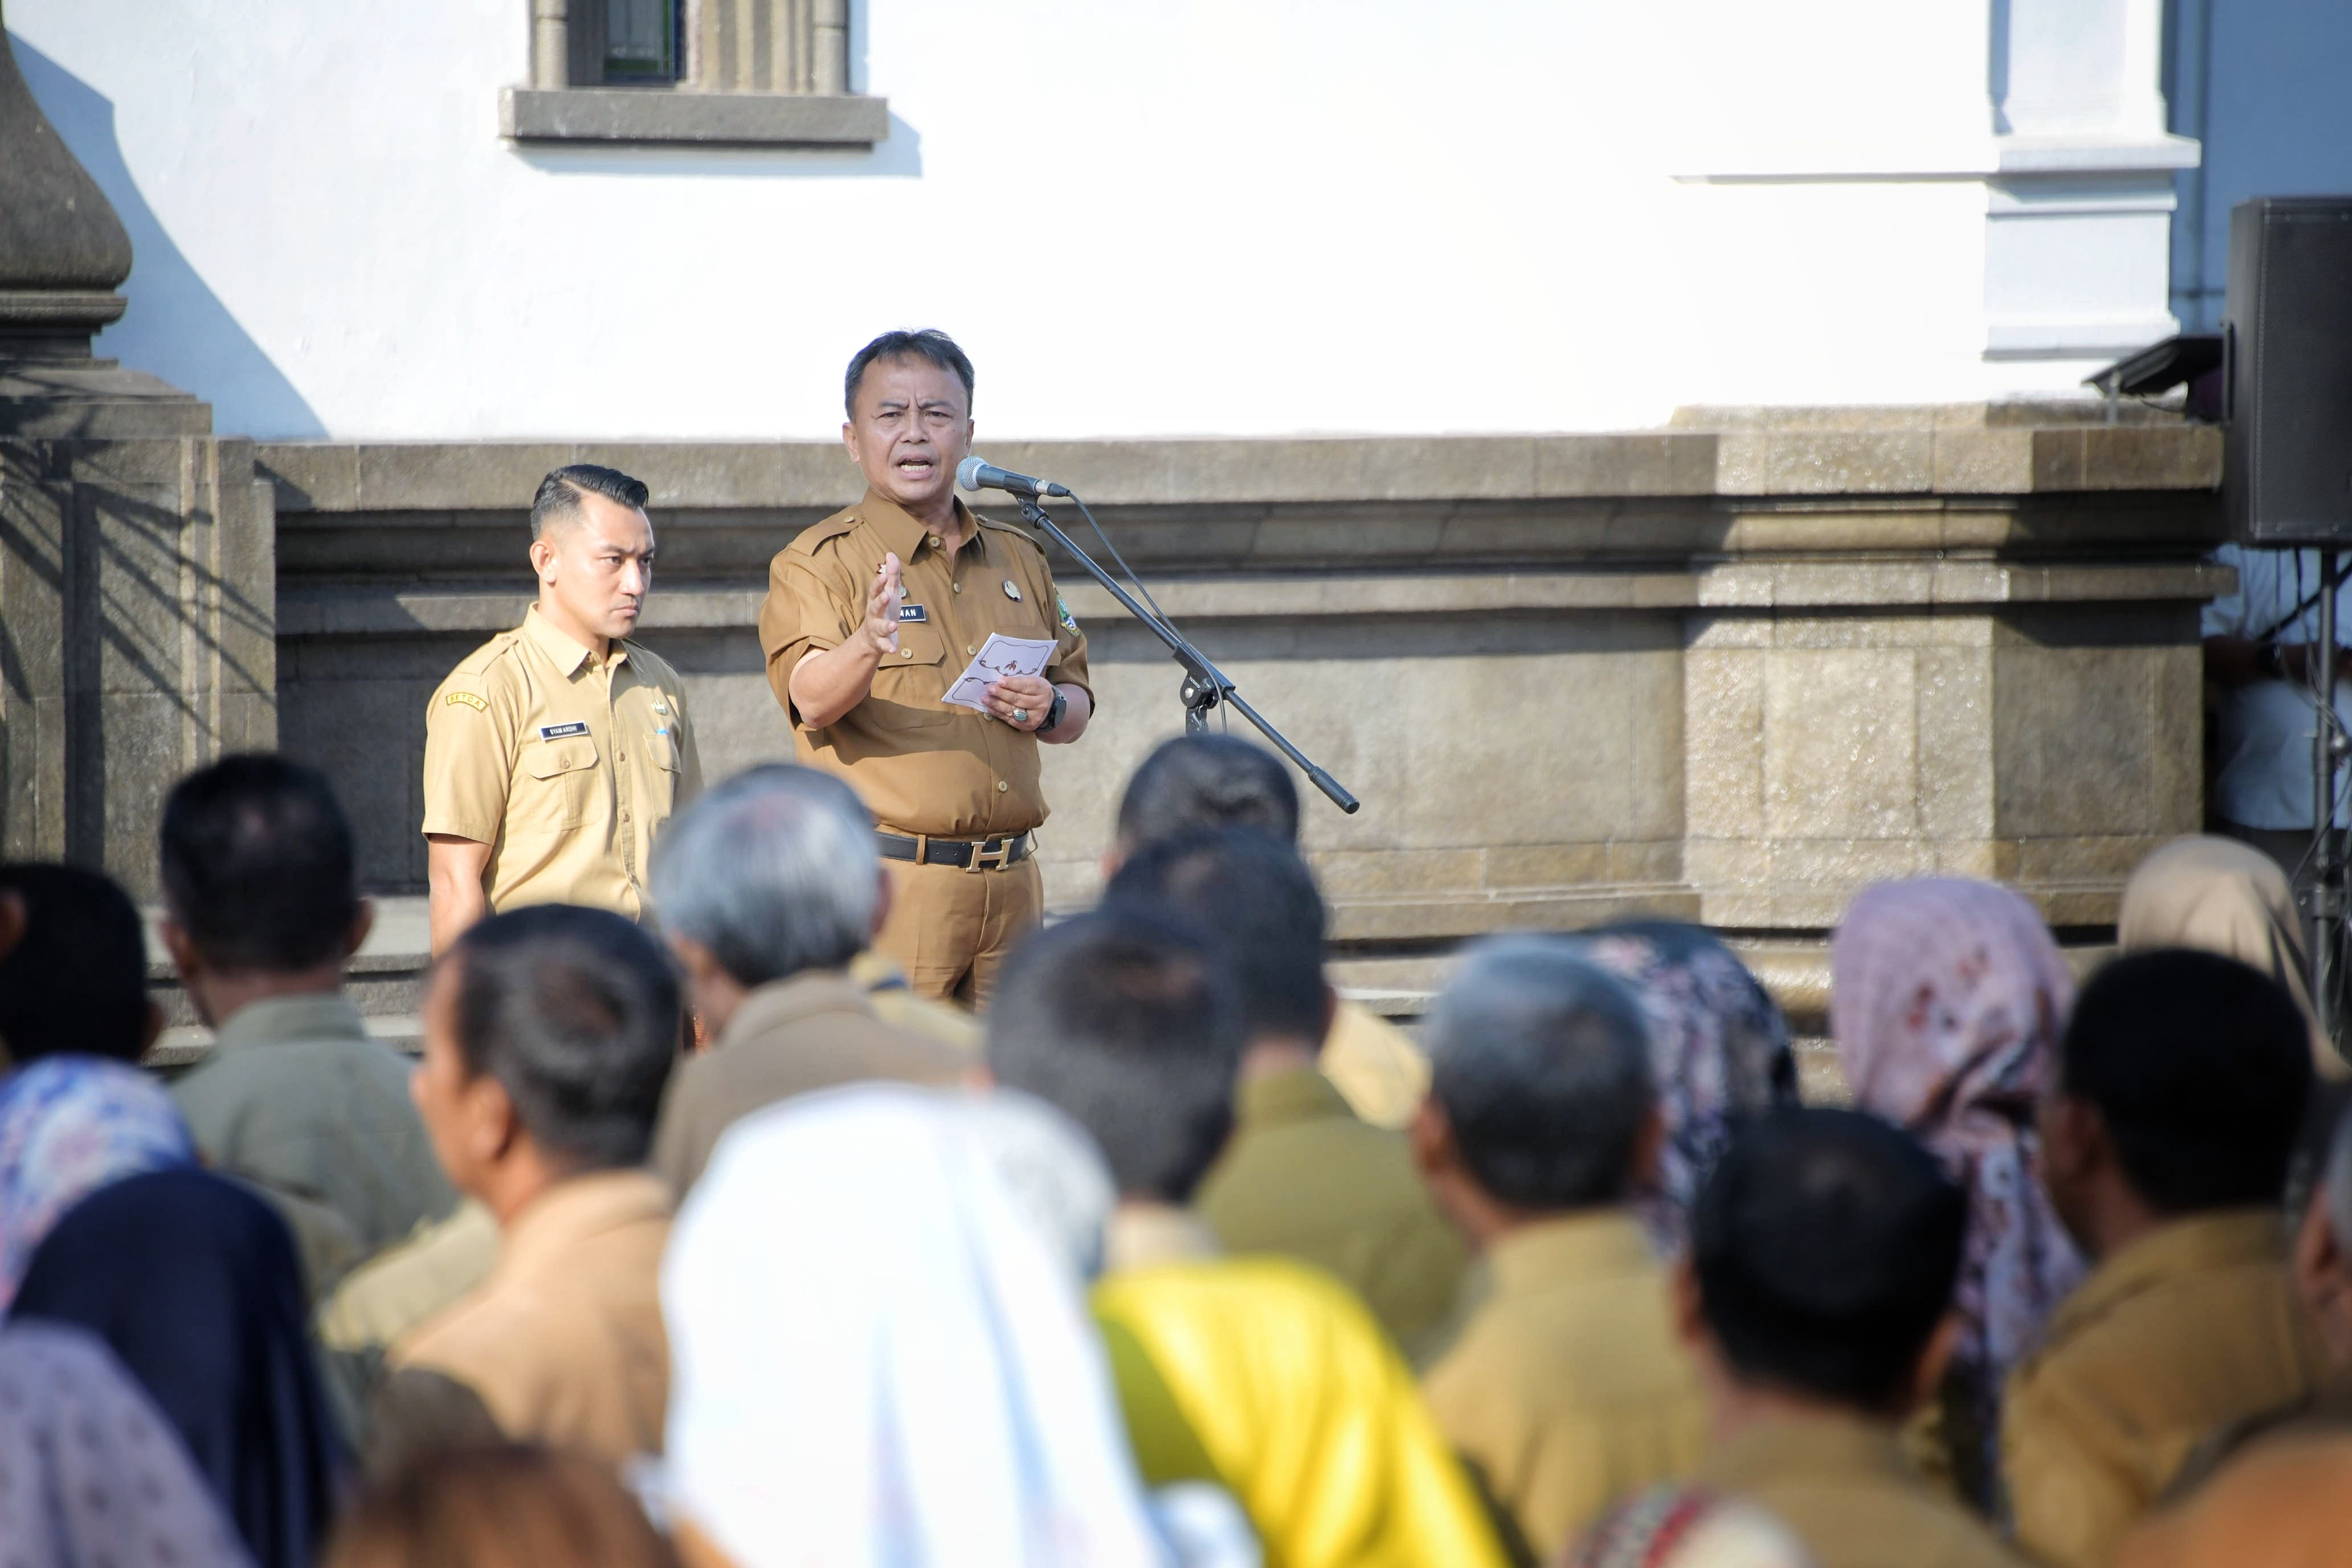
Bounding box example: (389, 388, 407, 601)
(957, 455, 1071, 499)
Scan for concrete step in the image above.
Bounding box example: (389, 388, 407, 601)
(146, 897, 432, 1067)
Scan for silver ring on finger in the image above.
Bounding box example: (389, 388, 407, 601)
(1012, 708, 1029, 725)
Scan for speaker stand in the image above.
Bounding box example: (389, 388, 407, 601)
(2314, 551, 2346, 1051)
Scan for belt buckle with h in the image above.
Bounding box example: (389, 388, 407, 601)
(966, 837, 1014, 874)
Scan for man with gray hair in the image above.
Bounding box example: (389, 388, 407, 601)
(1411, 934, 1706, 1562)
(646, 763, 969, 1195)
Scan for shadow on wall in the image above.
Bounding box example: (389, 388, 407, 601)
(10, 36, 325, 438)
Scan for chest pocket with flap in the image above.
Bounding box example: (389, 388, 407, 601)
(519, 734, 601, 830)
(864, 619, 950, 728)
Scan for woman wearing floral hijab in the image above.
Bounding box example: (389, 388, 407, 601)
(1558, 921, 1800, 1252)
(1830, 877, 2085, 1515)
(0, 1054, 196, 1307)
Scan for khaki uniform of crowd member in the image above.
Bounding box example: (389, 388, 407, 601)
(316, 952, 973, 1360)
(2002, 1209, 2324, 1568)
(650, 967, 971, 1198)
(1698, 1411, 2027, 1568)
(1420, 1210, 1708, 1559)
(172, 995, 458, 1259)
(375, 1169, 672, 1469)
(1191, 1067, 1469, 1364)
(424, 606, 703, 919)
(759, 491, 1091, 1004)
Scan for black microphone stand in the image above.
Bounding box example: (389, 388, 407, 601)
(1008, 490, 1361, 814)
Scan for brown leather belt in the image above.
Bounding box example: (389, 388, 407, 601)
(875, 831, 1034, 872)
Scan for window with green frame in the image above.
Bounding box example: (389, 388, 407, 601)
(603, 0, 680, 81)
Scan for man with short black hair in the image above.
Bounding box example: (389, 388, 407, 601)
(1681, 1107, 2021, 1568)
(647, 763, 969, 1195)
(1110, 733, 1300, 856)
(986, 909, 1511, 1568)
(1107, 829, 1467, 1357)
(2005, 948, 2322, 1568)
(376, 904, 682, 1470)
(758, 329, 1093, 1005)
(423, 463, 703, 954)
(1414, 935, 1705, 1560)
(0, 862, 158, 1064)
(1108, 735, 1427, 1129)
(163, 754, 455, 1255)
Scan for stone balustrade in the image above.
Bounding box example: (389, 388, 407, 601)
(258, 407, 2227, 1021)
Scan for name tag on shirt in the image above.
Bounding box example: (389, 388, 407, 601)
(899, 604, 929, 623)
(538, 721, 591, 741)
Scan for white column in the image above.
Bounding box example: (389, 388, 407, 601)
(1982, 0, 2200, 359)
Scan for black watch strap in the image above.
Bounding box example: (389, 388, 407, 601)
(1037, 689, 1068, 735)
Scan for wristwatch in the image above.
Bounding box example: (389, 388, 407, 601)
(2258, 640, 2286, 680)
(1036, 689, 1068, 736)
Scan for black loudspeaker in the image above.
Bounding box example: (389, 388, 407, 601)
(2226, 197, 2352, 544)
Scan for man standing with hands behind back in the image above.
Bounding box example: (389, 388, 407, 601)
(423, 464, 703, 955)
(760, 330, 1093, 1005)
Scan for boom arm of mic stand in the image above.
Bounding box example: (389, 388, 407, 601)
(1012, 493, 1361, 814)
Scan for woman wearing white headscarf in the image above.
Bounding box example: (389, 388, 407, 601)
(660, 1083, 1181, 1568)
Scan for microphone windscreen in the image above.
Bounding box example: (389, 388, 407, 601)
(955, 455, 988, 491)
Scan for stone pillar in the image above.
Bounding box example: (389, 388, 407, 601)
(0, 9, 276, 897)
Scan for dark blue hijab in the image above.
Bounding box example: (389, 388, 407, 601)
(10, 1166, 347, 1568)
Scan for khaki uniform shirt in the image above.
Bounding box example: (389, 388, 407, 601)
(757, 491, 1091, 838)
(170, 994, 457, 1256)
(1421, 1211, 1706, 1561)
(1698, 1412, 2028, 1568)
(1192, 1067, 1470, 1365)
(320, 956, 957, 1358)
(423, 606, 703, 918)
(1320, 998, 1430, 1131)
(390, 1169, 672, 1466)
(2003, 1208, 2323, 1568)
(649, 969, 970, 1197)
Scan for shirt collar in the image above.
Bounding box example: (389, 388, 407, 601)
(520, 604, 626, 679)
(1698, 1409, 1916, 1492)
(212, 992, 371, 1051)
(497, 1168, 671, 1278)
(858, 488, 983, 567)
(2043, 1207, 2292, 1347)
(1234, 1064, 1357, 1129)
(1487, 1209, 1659, 1295)
(710, 969, 880, 1053)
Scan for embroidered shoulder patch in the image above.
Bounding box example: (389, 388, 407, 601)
(1056, 594, 1079, 634)
(444, 692, 488, 712)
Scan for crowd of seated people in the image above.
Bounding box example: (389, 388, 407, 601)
(1, 735, 2346, 1568)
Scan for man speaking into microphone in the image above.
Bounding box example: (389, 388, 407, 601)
(757, 329, 1094, 1005)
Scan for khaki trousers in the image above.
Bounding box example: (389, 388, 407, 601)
(873, 853, 1044, 1007)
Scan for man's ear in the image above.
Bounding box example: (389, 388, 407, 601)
(1317, 983, 1338, 1043)
(2039, 1092, 2102, 1189)
(158, 915, 204, 983)
(1407, 1096, 1453, 1181)
(2294, 1182, 2352, 1353)
(467, 1074, 523, 1167)
(840, 420, 858, 459)
(529, 534, 558, 585)
(1905, 1311, 1965, 1417)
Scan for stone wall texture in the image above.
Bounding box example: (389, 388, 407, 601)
(256, 411, 2228, 1022)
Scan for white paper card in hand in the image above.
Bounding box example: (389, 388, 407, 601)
(943, 634, 1057, 712)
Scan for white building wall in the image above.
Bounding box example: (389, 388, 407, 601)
(10, 0, 2186, 442)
